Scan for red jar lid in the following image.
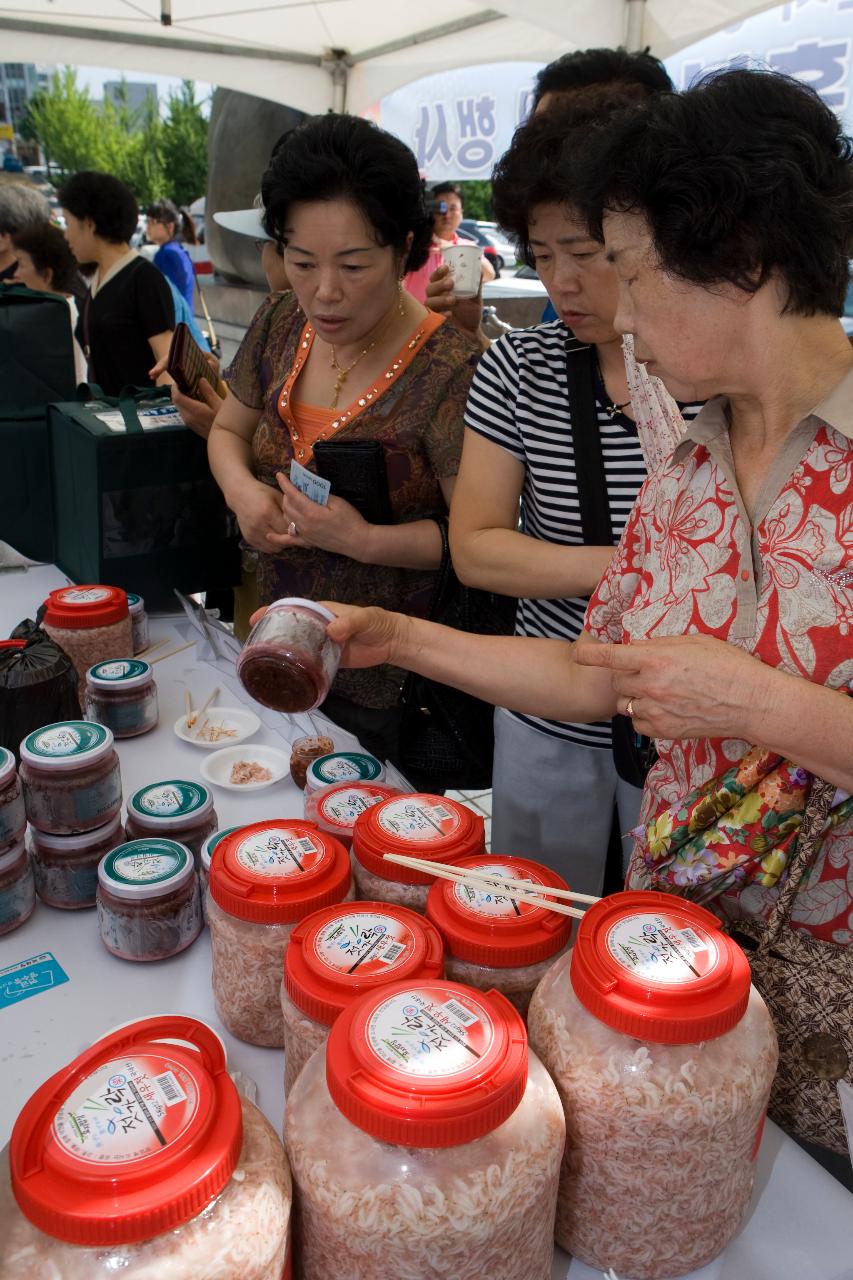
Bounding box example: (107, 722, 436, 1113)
(326, 979, 527, 1148)
(210, 819, 351, 924)
(426, 855, 573, 967)
(0, 639, 27, 650)
(570, 890, 751, 1045)
(44, 585, 129, 630)
(305, 781, 400, 844)
(10, 1016, 242, 1246)
(352, 794, 485, 884)
(284, 900, 445, 1027)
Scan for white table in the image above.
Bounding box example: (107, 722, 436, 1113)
(2, 564, 853, 1280)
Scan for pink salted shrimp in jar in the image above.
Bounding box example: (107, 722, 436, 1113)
(426, 854, 573, 1017)
(286, 979, 565, 1280)
(527, 890, 779, 1280)
(208, 819, 354, 1047)
(1, 1015, 292, 1279)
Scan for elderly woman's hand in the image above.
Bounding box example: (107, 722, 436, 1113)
(248, 600, 409, 669)
(576, 634, 772, 742)
(269, 472, 374, 559)
(425, 263, 484, 342)
(148, 354, 225, 440)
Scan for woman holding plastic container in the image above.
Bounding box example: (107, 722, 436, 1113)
(208, 114, 480, 761)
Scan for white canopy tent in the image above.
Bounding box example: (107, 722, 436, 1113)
(1, 0, 783, 116)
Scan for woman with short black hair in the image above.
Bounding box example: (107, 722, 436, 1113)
(11, 221, 88, 383)
(58, 170, 173, 395)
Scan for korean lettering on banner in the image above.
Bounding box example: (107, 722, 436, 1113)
(413, 94, 498, 176)
(769, 37, 851, 108)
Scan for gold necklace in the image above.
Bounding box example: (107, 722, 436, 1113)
(328, 284, 406, 410)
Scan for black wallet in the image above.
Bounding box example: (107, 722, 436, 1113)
(313, 439, 393, 525)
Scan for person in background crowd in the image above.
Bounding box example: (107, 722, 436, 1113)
(11, 222, 88, 384)
(58, 171, 174, 396)
(532, 45, 673, 114)
(405, 180, 494, 305)
(0, 183, 50, 282)
(146, 198, 198, 310)
(449, 94, 702, 894)
(206, 113, 481, 760)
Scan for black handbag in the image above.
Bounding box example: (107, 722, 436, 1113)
(565, 337, 655, 788)
(396, 519, 516, 792)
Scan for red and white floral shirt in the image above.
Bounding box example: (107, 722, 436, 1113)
(585, 370, 853, 942)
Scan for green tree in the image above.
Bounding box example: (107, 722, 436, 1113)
(22, 68, 104, 179)
(458, 180, 493, 221)
(161, 81, 208, 208)
(98, 85, 166, 206)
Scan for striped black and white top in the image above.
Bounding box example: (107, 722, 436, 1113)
(464, 320, 702, 748)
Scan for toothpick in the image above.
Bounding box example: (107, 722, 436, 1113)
(188, 685, 220, 731)
(184, 689, 192, 724)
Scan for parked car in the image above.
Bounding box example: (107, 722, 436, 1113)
(459, 219, 518, 272)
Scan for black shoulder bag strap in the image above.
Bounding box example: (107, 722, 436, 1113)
(564, 335, 654, 787)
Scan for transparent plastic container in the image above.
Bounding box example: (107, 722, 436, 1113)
(0, 836, 35, 935)
(126, 592, 149, 654)
(125, 780, 217, 866)
(286, 980, 565, 1280)
(19, 721, 122, 835)
(426, 854, 573, 1017)
(527, 890, 779, 1279)
(208, 820, 354, 1047)
(0, 746, 26, 850)
(199, 825, 241, 923)
(97, 838, 202, 962)
(84, 659, 158, 738)
(280, 900, 444, 1094)
(42, 585, 132, 699)
(1, 1016, 292, 1279)
(31, 812, 123, 910)
(237, 598, 341, 713)
(352, 793, 485, 911)
(290, 734, 335, 790)
(304, 750, 385, 794)
(304, 780, 399, 850)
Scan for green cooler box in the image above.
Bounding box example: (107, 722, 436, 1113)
(47, 389, 239, 608)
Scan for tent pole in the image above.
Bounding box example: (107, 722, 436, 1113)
(324, 49, 350, 113)
(624, 0, 647, 51)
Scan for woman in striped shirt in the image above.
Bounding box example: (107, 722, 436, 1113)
(449, 96, 701, 893)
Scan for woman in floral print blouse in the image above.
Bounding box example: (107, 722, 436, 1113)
(315, 68, 853, 946)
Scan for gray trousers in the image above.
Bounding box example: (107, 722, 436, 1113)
(490, 708, 644, 897)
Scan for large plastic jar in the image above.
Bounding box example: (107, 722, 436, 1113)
(31, 812, 123, 910)
(286, 979, 565, 1280)
(208, 820, 354, 1047)
(281, 901, 444, 1094)
(527, 890, 779, 1279)
(42, 585, 132, 698)
(199, 824, 241, 922)
(125, 780, 217, 866)
(426, 854, 573, 1017)
(237, 597, 341, 713)
(352, 793, 485, 911)
(304, 780, 399, 849)
(97, 838, 202, 962)
(84, 659, 158, 738)
(19, 721, 122, 835)
(0, 836, 35, 935)
(1, 1016, 292, 1279)
(0, 746, 26, 850)
(304, 750, 385, 794)
(126, 592, 149, 654)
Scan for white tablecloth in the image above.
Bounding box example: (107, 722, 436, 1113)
(2, 564, 852, 1280)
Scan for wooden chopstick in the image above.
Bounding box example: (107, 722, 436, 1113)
(150, 641, 195, 664)
(137, 637, 168, 658)
(184, 690, 193, 723)
(188, 685, 220, 732)
(383, 851, 600, 906)
(382, 853, 587, 920)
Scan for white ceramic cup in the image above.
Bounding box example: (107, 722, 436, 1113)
(441, 242, 482, 299)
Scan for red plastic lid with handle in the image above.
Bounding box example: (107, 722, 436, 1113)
(43, 585, 129, 630)
(426, 854, 573, 967)
(284, 900, 445, 1026)
(352, 794, 485, 884)
(211, 819, 351, 924)
(325, 979, 527, 1148)
(10, 1015, 242, 1246)
(570, 890, 752, 1045)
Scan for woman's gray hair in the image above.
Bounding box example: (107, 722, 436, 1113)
(0, 184, 50, 237)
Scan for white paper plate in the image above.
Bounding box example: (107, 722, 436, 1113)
(200, 744, 290, 792)
(174, 706, 260, 749)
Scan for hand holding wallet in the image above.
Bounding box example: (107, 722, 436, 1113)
(312, 439, 393, 524)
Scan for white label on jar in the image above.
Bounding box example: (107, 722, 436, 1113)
(606, 912, 719, 984)
(53, 1054, 199, 1164)
(135, 782, 203, 817)
(319, 757, 361, 781)
(62, 587, 112, 604)
(236, 830, 323, 877)
(452, 861, 543, 918)
(378, 798, 460, 842)
(32, 725, 82, 755)
(314, 911, 415, 976)
(366, 988, 494, 1077)
(320, 788, 385, 828)
(112, 849, 183, 883)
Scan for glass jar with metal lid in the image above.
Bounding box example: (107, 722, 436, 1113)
(30, 812, 124, 910)
(96, 838, 202, 961)
(125, 592, 149, 654)
(84, 659, 158, 738)
(125, 780, 217, 866)
(0, 835, 35, 935)
(0, 746, 26, 852)
(20, 721, 122, 835)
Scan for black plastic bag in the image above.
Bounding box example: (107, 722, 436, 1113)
(0, 620, 79, 761)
